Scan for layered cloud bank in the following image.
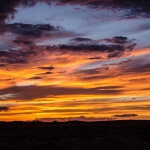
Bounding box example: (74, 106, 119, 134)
(0, 0, 150, 121)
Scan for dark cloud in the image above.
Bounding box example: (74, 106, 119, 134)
(59, 44, 127, 58)
(6, 23, 55, 38)
(13, 39, 34, 45)
(141, 88, 150, 91)
(86, 56, 103, 60)
(0, 85, 123, 100)
(0, 0, 21, 24)
(36, 116, 116, 122)
(58, 71, 66, 74)
(72, 66, 112, 82)
(0, 0, 149, 31)
(0, 106, 9, 112)
(0, 0, 50, 26)
(0, 51, 9, 57)
(74, 56, 150, 83)
(38, 66, 54, 71)
(0, 49, 37, 65)
(50, 0, 150, 18)
(73, 66, 109, 78)
(59, 36, 136, 58)
(76, 68, 101, 75)
(107, 51, 123, 59)
(127, 105, 150, 111)
(0, 44, 56, 66)
(59, 44, 124, 51)
(4, 78, 15, 81)
(129, 63, 150, 74)
(70, 56, 150, 83)
(98, 86, 124, 89)
(101, 56, 150, 77)
(113, 114, 138, 118)
(117, 58, 150, 74)
(0, 64, 5, 67)
(0, 37, 130, 66)
(0, 36, 135, 66)
(21, 0, 52, 7)
(21, 0, 43, 7)
(103, 36, 131, 44)
(0, 0, 44, 34)
(29, 76, 42, 80)
(72, 37, 93, 42)
(82, 75, 112, 81)
(37, 72, 53, 75)
(129, 78, 149, 83)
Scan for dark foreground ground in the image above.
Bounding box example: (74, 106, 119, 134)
(0, 120, 150, 150)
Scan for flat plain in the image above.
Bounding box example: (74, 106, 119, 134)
(0, 120, 150, 150)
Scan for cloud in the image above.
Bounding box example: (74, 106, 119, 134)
(115, 57, 150, 74)
(58, 36, 136, 58)
(38, 66, 54, 71)
(1, 23, 78, 49)
(103, 36, 134, 45)
(0, 64, 6, 67)
(73, 37, 93, 42)
(0, 85, 123, 100)
(113, 114, 138, 118)
(28, 76, 42, 80)
(0, 48, 37, 65)
(0, 35, 136, 67)
(86, 56, 103, 60)
(71, 37, 93, 43)
(59, 44, 131, 59)
(0, 0, 149, 31)
(36, 116, 116, 122)
(0, 0, 50, 26)
(59, 44, 125, 51)
(0, 0, 20, 24)
(71, 66, 112, 82)
(129, 63, 150, 74)
(13, 39, 34, 45)
(142, 88, 150, 91)
(6, 23, 55, 38)
(1, 22, 77, 44)
(21, 0, 42, 7)
(82, 75, 112, 81)
(135, 23, 150, 32)
(49, 0, 150, 18)
(72, 55, 150, 84)
(126, 105, 150, 111)
(0, 106, 9, 112)
(91, 56, 150, 81)
(39, 106, 125, 113)
(36, 72, 53, 75)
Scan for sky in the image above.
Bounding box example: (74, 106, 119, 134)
(0, 0, 150, 121)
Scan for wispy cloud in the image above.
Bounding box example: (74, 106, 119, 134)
(0, 106, 9, 112)
(113, 114, 138, 118)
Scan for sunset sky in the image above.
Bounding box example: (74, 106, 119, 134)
(0, 0, 150, 121)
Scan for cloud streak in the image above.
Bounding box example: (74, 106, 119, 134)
(113, 114, 138, 118)
(36, 116, 116, 122)
(0, 85, 123, 100)
(6, 23, 55, 38)
(0, 106, 9, 112)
